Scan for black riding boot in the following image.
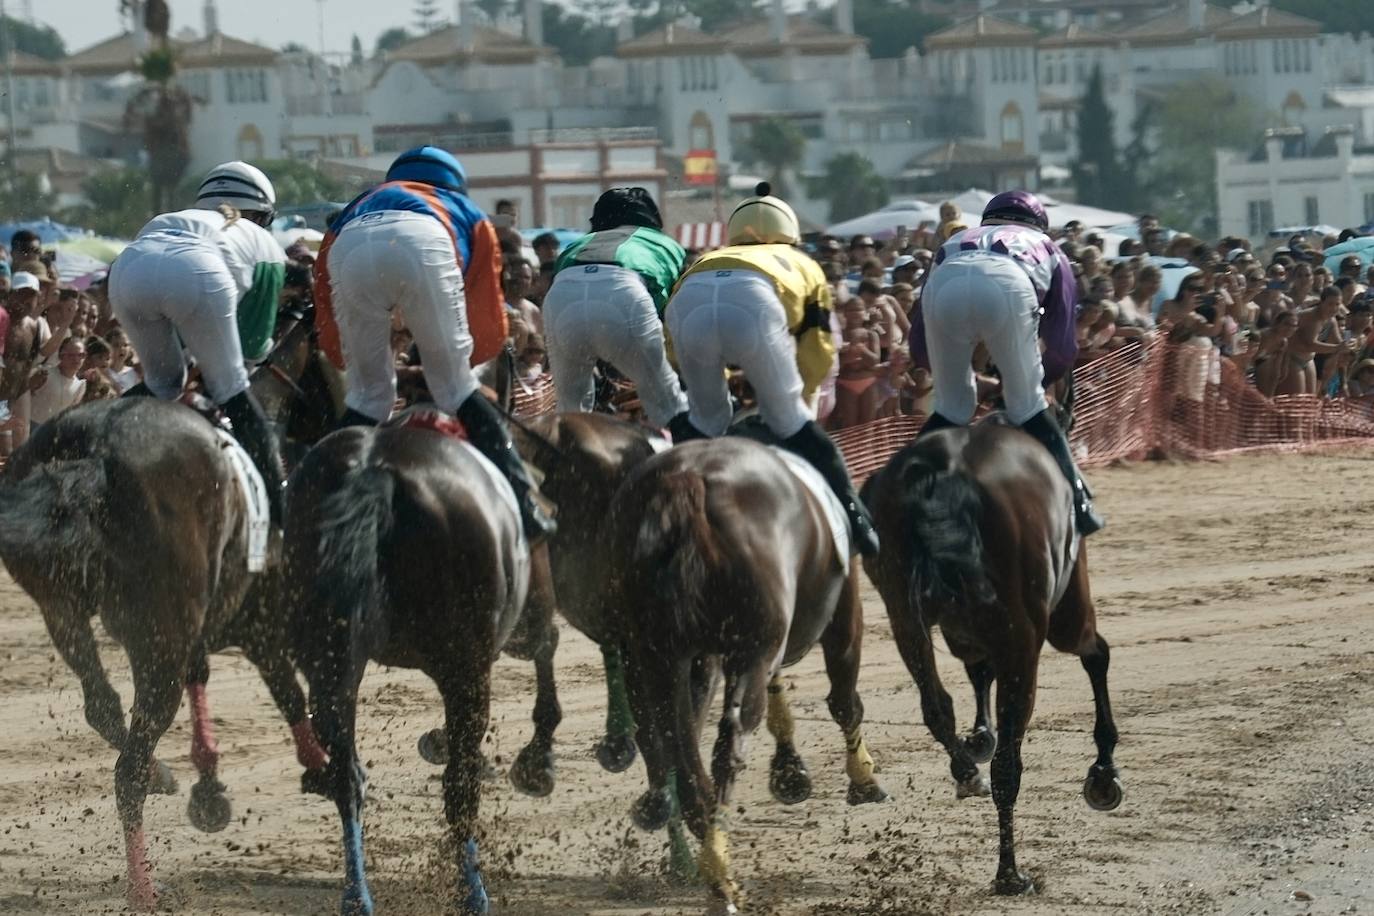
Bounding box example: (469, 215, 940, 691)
(120, 381, 154, 398)
(667, 411, 707, 444)
(917, 411, 959, 436)
(455, 392, 558, 543)
(1019, 408, 1104, 537)
(779, 420, 880, 557)
(221, 391, 287, 526)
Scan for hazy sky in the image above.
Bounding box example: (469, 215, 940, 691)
(48, 0, 441, 58)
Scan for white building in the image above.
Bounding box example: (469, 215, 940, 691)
(1216, 127, 1374, 240)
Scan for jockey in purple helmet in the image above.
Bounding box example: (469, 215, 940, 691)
(910, 189, 1104, 536)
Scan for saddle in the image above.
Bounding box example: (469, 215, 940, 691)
(384, 405, 468, 440)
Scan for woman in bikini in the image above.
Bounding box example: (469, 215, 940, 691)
(833, 294, 881, 427)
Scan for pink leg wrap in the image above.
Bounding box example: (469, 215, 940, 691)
(124, 825, 157, 910)
(291, 718, 329, 771)
(187, 683, 219, 777)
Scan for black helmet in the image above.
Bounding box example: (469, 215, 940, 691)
(590, 187, 663, 232)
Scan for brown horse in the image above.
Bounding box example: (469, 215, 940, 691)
(610, 437, 888, 913)
(860, 420, 1122, 895)
(285, 420, 531, 916)
(0, 396, 329, 910)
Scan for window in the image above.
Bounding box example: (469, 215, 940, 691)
(1305, 196, 1319, 225)
(179, 70, 211, 102)
(236, 123, 264, 160)
(1043, 56, 1054, 84)
(1248, 199, 1274, 237)
(225, 68, 267, 104)
(1364, 192, 1374, 224)
(1000, 101, 1023, 149)
(550, 195, 595, 229)
(1074, 52, 1086, 81)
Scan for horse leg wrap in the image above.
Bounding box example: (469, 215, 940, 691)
(699, 821, 737, 900)
(765, 677, 795, 745)
(603, 648, 635, 738)
(124, 825, 156, 909)
(187, 683, 219, 777)
(844, 727, 877, 785)
(290, 718, 329, 771)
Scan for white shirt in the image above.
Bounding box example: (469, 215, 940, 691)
(29, 369, 85, 426)
(135, 208, 284, 301)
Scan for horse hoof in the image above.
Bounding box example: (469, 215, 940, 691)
(126, 882, 159, 913)
(768, 757, 812, 805)
(301, 766, 330, 797)
(706, 896, 741, 915)
(594, 733, 638, 773)
(455, 883, 489, 915)
(418, 728, 448, 766)
(956, 772, 991, 800)
(187, 778, 232, 833)
(1083, 769, 1124, 812)
(509, 745, 555, 798)
(994, 870, 1035, 896)
(963, 727, 997, 764)
(340, 884, 376, 916)
(631, 789, 672, 832)
(846, 781, 889, 806)
(148, 759, 179, 796)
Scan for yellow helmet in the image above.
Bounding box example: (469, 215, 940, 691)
(726, 182, 800, 246)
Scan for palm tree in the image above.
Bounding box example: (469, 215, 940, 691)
(123, 0, 193, 215)
(815, 152, 889, 223)
(739, 117, 805, 198)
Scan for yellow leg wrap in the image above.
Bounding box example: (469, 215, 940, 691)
(845, 728, 877, 785)
(698, 821, 737, 899)
(765, 675, 795, 744)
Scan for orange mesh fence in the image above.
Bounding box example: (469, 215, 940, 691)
(508, 337, 1374, 478)
(512, 373, 558, 418)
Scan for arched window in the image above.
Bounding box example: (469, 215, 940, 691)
(236, 123, 264, 160)
(1000, 101, 1024, 151)
(688, 110, 713, 151)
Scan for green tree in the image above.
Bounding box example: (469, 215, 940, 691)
(123, 0, 194, 216)
(475, 0, 508, 27)
(813, 152, 888, 222)
(738, 117, 806, 197)
(376, 27, 411, 54)
(281, 41, 308, 52)
(0, 15, 66, 60)
(0, 172, 57, 222)
(251, 159, 346, 207)
(1273, 0, 1374, 34)
(61, 168, 152, 238)
(1144, 76, 1264, 236)
(351, 34, 364, 65)
(544, 5, 615, 64)
(1072, 65, 1140, 211)
(851, 0, 949, 59)
(414, 0, 446, 33)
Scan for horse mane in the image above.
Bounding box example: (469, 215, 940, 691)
(894, 448, 997, 612)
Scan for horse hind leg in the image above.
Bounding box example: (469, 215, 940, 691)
(510, 549, 563, 798)
(890, 610, 987, 799)
(820, 570, 888, 806)
(239, 636, 329, 772)
(594, 644, 638, 774)
(116, 648, 190, 911)
(962, 660, 998, 764)
(40, 602, 178, 796)
(307, 658, 374, 915)
(764, 674, 812, 804)
(437, 668, 496, 916)
(1047, 556, 1123, 813)
(184, 648, 233, 833)
(989, 655, 1040, 896)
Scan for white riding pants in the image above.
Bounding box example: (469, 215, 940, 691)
(666, 269, 810, 438)
(542, 264, 688, 426)
(328, 210, 477, 421)
(109, 233, 249, 403)
(921, 251, 1048, 425)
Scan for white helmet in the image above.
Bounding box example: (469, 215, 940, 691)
(196, 161, 276, 215)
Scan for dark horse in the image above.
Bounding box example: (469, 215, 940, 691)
(611, 437, 889, 913)
(860, 421, 1123, 894)
(0, 395, 329, 911)
(286, 419, 530, 915)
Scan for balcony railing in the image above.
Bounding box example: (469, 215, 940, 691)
(285, 93, 367, 117)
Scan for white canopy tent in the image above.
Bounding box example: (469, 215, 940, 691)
(825, 200, 941, 241)
(826, 191, 1134, 240)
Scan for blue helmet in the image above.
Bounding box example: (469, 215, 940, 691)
(386, 146, 467, 192)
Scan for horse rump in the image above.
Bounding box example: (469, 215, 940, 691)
(0, 458, 112, 576)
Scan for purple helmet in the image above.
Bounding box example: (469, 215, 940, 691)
(982, 190, 1048, 231)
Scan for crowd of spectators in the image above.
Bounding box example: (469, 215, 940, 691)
(10, 196, 1374, 462)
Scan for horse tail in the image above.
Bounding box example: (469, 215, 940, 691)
(632, 470, 718, 649)
(902, 457, 997, 611)
(0, 459, 110, 572)
(312, 465, 397, 636)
